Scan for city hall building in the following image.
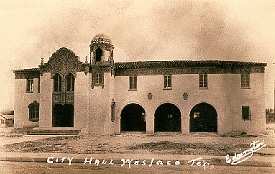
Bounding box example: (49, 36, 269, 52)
(13, 34, 267, 135)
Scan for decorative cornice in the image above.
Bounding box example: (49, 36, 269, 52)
(14, 68, 40, 79)
(90, 34, 114, 51)
(14, 60, 267, 79)
(114, 60, 266, 76)
(115, 60, 267, 69)
(40, 47, 86, 76)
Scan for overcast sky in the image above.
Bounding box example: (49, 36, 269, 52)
(0, 0, 274, 111)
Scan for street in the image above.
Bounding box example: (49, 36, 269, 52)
(0, 161, 274, 174)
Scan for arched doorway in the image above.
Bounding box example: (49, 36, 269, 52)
(154, 103, 181, 132)
(52, 104, 74, 127)
(121, 103, 146, 132)
(189, 102, 217, 132)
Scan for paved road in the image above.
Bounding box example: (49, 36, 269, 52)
(0, 161, 274, 174)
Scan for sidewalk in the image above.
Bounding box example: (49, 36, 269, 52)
(0, 152, 274, 167)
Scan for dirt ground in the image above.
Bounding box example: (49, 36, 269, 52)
(2, 133, 275, 156)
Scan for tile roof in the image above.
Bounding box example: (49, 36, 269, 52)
(13, 68, 40, 73)
(114, 60, 267, 69)
(13, 60, 267, 72)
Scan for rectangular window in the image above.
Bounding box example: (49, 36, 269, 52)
(95, 73, 103, 85)
(199, 73, 208, 88)
(241, 73, 250, 88)
(129, 76, 137, 90)
(26, 79, 34, 93)
(38, 78, 40, 93)
(164, 75, 172, 89)
(242, 106, 251, 120)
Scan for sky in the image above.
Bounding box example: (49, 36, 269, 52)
(0, 0, 274, 111)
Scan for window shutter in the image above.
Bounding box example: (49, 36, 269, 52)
(204, 74, 208, 87)
(129, 76, 132, 89)
(101, 73, 104, 85)
(168, 75, 171, 87)
(134, 76, 137, 89)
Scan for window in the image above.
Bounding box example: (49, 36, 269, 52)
(95, 73, 104, 85)
(241, 73, 250, 88)
(26, 79, 34, 93)
(38, 78, 40, 93)
(53, 74, 62, 92)
(129, 76, 137, 90)
(91, 72, 104, 88)
(66, 74, 75, 91)
(28, 101, 39, 122)
(164, 75, 172, 89)
(242, 106, 251, 120)
(95, 48, 103, 62)
(111, 100, 116, 122)
(199, 73, 208, 88)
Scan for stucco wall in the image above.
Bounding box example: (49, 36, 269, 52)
(74, 72, 89, 131)
(87, 72, 113, 135)
(14, 70, 266, 135)
(14, 78, 40, 128)
(228, 73, 265, 134)
(39, 73, 52, 128)
(110, 73, 265, 135)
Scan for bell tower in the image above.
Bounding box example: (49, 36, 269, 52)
(90, 34, 114, 89)
(88, 34, 116, 135)
(90, 34, 114, 65)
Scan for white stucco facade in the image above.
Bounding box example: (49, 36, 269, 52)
(13, 34, 267, 135)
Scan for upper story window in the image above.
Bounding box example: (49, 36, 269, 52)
(241, 73, 250, 89)
(95, 73, 104, 85)
(38, 78, 40, 93)
(53, 74, 62, 92)
(26, 79, 34, 93)
(95, 48, 103, 62)
(129, 76, 137, 90)
(66, 73, 75, 92)
(242, 106, 251, 120)
(199, 73, 208, 88)
(164, 75, 172, 89)
(28, 101, 39, 122)
(91, 72, 104, 88)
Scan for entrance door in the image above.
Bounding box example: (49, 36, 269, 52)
(190, 102, 217, 132)
(154, 103, 181, 132)
(121, 103, 146, 132)
(52, 104, 74, 127)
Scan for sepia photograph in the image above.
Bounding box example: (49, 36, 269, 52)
(0, 0, 274, 173)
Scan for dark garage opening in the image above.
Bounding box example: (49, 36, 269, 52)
(154, 103, 181, 132)
(52, 104, 74, 127)
(121, 103, 146, 132)
(190, 102, 217, 132)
